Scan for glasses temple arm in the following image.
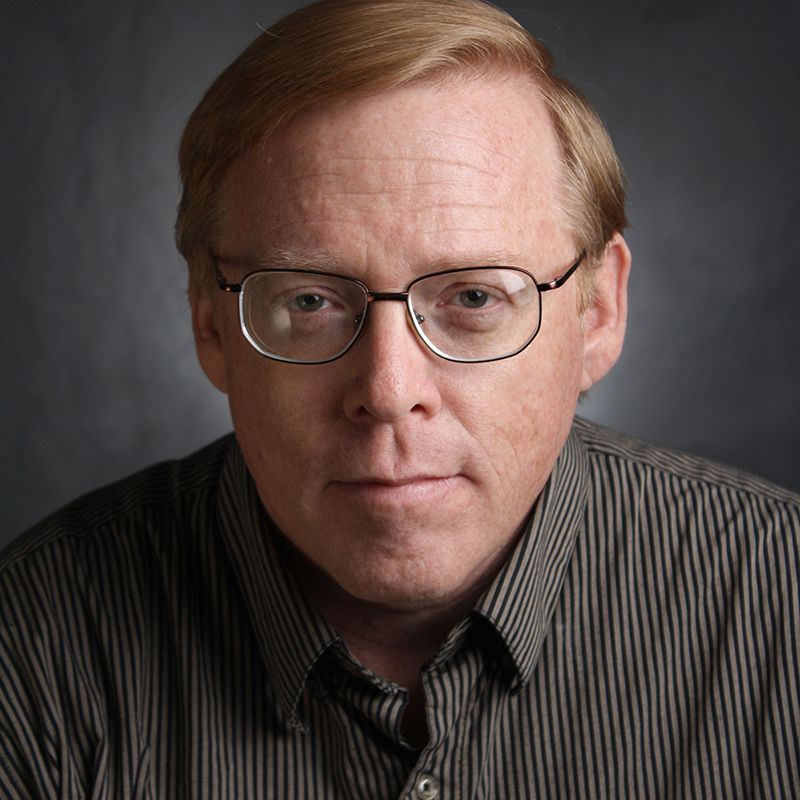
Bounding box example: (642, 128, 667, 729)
(536, 250, 586, 292)
(211, 252, 242, 293)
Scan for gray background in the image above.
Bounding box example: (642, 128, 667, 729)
(2, 0, 799, 548)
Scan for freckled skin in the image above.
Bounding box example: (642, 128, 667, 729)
(192, 75, 628, 616)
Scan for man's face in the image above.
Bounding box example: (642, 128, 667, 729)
(195, 76, 618, 611)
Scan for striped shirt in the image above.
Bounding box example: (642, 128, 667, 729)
(1, 417, 798, 798)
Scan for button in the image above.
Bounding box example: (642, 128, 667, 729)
(415, 773, 439, 800)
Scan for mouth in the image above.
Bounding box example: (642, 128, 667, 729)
(330, 474, 464, 505)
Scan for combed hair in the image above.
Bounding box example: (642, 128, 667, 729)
(176, 0, 627, 297)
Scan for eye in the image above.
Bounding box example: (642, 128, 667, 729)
(439, 284, 504, 310)
(288, 292, 331, 312)
(453, 288, 493, 308)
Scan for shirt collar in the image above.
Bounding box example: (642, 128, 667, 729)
(473, 421, 589, 690)
(216, 440, 340, 730)
(216, 421, 589, 723)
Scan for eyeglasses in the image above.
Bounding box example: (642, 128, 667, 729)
(214, 251, 585, 364)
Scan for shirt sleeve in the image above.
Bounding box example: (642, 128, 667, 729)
(0, 542, 113, 800)
(1, 560, 70, 798)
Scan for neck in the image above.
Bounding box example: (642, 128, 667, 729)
(279, 535, 489, 665)
(272, 532, 501, 746)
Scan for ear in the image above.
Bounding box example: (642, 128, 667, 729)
(579, 233, 631, 392)
(190, 289, 229, 394)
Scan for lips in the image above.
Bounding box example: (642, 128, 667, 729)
(328, 474, 465, 506)
(343, 474, 450, 487)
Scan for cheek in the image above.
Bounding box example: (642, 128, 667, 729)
(221, 338, 339, 476)
(467, 321, 584, 489)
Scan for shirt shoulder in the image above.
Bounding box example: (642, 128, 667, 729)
(0, 433, 236, 573)
(572, 415, 800, 508)
(0, 436, 239, 797)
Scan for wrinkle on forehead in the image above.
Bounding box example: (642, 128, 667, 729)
(274, 98, 553, 200)
(242, 243, 526, 277)
(216, 74, 570, 279)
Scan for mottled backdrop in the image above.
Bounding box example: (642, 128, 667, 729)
(2, 0, 799, 546)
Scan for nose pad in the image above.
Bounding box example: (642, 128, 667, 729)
(342, 300, 442, 422)
(354, 295, 425, 354)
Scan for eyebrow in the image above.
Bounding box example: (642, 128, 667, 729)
(253, 248, 347, 272)
(248, 246, 526, 274)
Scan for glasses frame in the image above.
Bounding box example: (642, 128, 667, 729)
(213, 250, 586, 364)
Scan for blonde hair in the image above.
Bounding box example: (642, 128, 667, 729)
(176, 0, 627, 297)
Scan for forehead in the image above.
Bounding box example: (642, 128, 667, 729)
(216, 74, 568, 270)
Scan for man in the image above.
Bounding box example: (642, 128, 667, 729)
(1, 0, 797, 797)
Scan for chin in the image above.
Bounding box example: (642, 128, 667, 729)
(335, 556, 477, 611)
(362, 580, 445, 607)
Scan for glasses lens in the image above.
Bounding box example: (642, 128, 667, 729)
(240, 271, 367, 363)
(408, 268, 541, 361)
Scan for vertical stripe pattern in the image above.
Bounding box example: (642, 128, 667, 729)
(1, 418, 798, 798)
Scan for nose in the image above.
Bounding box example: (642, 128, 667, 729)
(342, 299, 442, 422)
